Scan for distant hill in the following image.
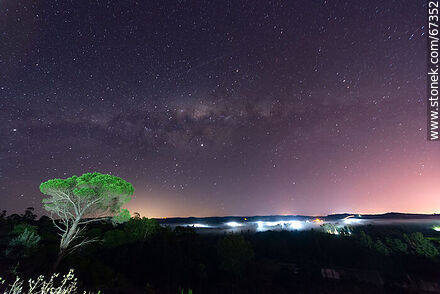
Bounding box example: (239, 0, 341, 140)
(154, 212, 440, 225)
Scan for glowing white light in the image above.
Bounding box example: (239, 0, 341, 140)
(193, 223, 209, 228)
(254, 220, 303, 231)
(225, 222, 243, 227)
(256, 221, 265, 231)
(186, 223, 209, 228)
(263, 221, 279, 227)
(286, 220, 303, 230)
(343, 218, 361, 225)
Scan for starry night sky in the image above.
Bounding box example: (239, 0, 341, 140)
(1, 0, 438, 217)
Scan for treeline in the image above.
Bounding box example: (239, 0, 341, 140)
(1, 209, 440, 293)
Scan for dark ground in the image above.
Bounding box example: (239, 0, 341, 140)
(1, 209, 440, 293)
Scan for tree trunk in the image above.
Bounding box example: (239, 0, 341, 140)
(53, 249, 65, 272)
(53, 218, 80, 272)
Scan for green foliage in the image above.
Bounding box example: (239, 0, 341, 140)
(40, 177, 76, 192)
(372, 240, 389, 256)
(124, 216, 159, 241)
(217, 234, 254, 276)
(111, 209, 131, 225)
(40, 172, 134, 217)
(356, 231, 439, 258)
(39, 172, 134, 261)
(403, 232, 439, 258)
(9, 229, 41, 249)
(10, 223, 38, 236)
(3, 209, 440, 293)
(356, 231, 374, 248)
(7, 226, 41, 257)
(385, 238, 408, 254)
(104, 216, 160, 247)
(355, 231, 390, 255)
(103, 229, 127, 248)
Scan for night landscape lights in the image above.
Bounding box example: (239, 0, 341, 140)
(0, 0, 438, 293)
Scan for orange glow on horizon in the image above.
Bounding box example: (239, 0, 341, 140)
(124, 152, 440, 218)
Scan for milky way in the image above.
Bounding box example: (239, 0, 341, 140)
(1, 1, 438, 217)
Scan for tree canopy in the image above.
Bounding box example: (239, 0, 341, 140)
(40, 172, 133, 222)
(40, 172, 134, 268)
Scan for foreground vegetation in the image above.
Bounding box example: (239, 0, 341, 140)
(1, 208, 440, 293)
